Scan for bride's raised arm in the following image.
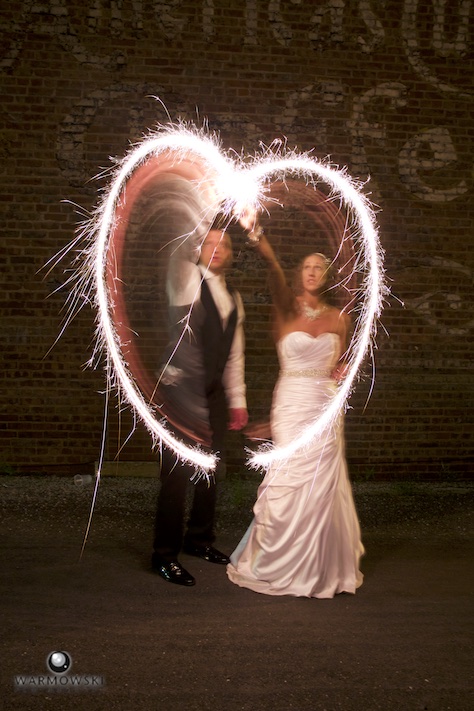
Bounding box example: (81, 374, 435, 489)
(239, 211, 295, 318)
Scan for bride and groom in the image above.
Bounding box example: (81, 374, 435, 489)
(152, 206, 364, 599)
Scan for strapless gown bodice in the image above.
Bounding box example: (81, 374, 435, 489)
(277, 330, 340, 372)
(227, 329, 364, 599)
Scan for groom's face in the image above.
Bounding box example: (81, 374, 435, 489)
(199, 230, 233, 275)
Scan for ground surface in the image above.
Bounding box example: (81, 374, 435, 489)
(1, 475, 473, 710)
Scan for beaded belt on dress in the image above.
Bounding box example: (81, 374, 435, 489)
(280, 368, 331, 377)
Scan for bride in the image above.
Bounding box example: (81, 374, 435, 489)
(226, 217, 364, 598)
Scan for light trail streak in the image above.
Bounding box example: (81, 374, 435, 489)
(233, 154, 384, 469)
(63, 120, 384, 474)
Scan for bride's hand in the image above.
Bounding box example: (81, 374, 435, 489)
(238, 206, 258, 233)
(238, 207, 281, 272)
(244, 420, 272, 441)
(332, 361, 349, 383)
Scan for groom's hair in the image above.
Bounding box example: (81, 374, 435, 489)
(209, 210, 232, 232)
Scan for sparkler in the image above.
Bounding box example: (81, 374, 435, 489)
(62, 119, 384, 475)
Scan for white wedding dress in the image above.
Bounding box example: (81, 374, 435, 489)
(227, 331, 364, 598)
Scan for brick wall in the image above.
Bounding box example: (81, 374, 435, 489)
(1, 0, 473, 480)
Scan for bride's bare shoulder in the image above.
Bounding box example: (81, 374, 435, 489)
(325, 305, 349, 323)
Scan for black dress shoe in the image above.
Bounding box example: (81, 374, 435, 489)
(152, 555, 196, 586)
(183, 544, 230, 565)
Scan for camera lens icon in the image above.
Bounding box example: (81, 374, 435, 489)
(47, 651, 72, 674)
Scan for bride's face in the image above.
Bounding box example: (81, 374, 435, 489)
(301, 255, 328, 294)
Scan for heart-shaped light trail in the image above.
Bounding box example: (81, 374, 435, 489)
(86, 121, 384, 473)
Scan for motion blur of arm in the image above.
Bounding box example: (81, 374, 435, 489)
(167, 227, 205, 308)
(165, 178, 212, 307)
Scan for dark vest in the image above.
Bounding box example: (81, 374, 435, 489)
(200, 278, 238, 396)
(158, 277, 238, 443)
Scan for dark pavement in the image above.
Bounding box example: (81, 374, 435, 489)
(1, 475, 473, 710)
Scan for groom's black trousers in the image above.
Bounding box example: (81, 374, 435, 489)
(153, 386, 227, 560)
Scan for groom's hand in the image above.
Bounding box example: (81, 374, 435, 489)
(228, 408, 249, 431)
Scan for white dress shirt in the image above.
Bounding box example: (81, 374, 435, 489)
(167, 261, 247, 410)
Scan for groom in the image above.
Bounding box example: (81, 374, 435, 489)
(152, 215, 248, 586)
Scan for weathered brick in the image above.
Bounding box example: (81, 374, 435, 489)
(0, 0, 472, 479)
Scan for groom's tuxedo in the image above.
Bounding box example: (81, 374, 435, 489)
(153, 267, 246, 560)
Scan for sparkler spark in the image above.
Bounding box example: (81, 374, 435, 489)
(60, 119, 384, 475)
